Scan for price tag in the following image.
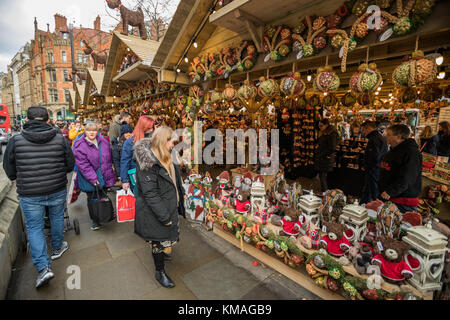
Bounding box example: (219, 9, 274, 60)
(377, 241, 384, 252)
(264, 54, 271, 62)
(322, 225, 327, 233)
(224, 72, 229, 79)
(296, 51, 303, 60)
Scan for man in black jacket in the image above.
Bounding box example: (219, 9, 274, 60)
(361, 121, 388, 204)
(379, 124, 422, 213)
(3, 106, 75, 289)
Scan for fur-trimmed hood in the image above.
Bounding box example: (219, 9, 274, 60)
(134, 138, 159, 171)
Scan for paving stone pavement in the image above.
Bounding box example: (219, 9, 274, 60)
(6, 191, 320, 300)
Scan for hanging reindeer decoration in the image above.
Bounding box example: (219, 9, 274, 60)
(82, 40, 108, 71)
(106, 0, 147, 40)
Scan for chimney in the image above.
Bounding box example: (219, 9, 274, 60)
(34, 17, 38, 32)
(94, 16, 101, 31)
(54, 14, 68, 33)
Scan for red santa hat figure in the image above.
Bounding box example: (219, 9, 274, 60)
(217, 171, 230, 189)
(252, 175, 264, 184)
(241, 172, 253, 185)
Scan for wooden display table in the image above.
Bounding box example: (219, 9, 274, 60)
(213, 223, 434, 300)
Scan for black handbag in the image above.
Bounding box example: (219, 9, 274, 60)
(90, 186, 115, 224)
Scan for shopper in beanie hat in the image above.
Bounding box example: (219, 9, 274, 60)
(3, 106, 75, 289)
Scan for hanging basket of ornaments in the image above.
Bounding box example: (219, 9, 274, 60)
(350, 63, 383, 94)
(258, 77, 279, 98)
(280, 72, 306, 97)
(392, 50, 437, 87)
(313, 66, 340, 93)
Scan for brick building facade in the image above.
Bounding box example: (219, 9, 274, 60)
(30, 14, 112, 120)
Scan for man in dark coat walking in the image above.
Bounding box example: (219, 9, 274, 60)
(361, 121, 388, 204)
(3, 106, 75, 288)
(379, 124, 422, 213)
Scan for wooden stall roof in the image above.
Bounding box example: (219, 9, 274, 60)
(76, 83, 86, 106)
(84, 69, 105, 104)
(68, 89, 76, 109)
(101, 31, 160, 97)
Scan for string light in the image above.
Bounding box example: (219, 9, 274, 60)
(438, 71, 446, 79)
(184, 57, 189, 63)
(193, 42, 198, 48)
(377, 87, 381, 91)
(177, 68, 181, 73)
(307, 75, 312, 82)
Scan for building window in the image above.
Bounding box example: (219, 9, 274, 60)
(80, 40, 84, 48)
(65, 89, 70, 103)
(47, 52, 54, 63)
(62, 32, 69, 39)
(77, 53, 83, 63)
(62, 51, 67, 63)
(48, 69, 57, 82)
(63, 70, 70, 82)
(49, 89, 59, 103)
(83, 55, 88, 64)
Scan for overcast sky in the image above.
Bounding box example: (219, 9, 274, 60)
(0, 0, 179, 73)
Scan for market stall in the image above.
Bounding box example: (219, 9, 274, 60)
(144, 0, 450, 300)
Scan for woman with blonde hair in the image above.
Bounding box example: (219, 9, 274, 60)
(133, 126, 186, 288)
(419, 126, 437, 155)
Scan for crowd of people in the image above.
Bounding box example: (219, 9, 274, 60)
(3, 107, 185, 290)
(1, 105, 449, 292)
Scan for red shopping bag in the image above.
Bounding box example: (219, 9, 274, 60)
(116, 189, 136, 222)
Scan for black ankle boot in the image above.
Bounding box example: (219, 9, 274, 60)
(155, 270, 175, 288)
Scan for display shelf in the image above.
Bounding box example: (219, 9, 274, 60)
(422, 173, 449, 186)
(213, 225, 345, 300)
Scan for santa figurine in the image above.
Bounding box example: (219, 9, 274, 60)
(240, 172, 252, 192)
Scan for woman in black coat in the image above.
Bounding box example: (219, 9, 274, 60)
(133, 126, 185, 288)
(314, 118, 339, 192)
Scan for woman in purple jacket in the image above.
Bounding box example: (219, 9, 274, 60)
(73, 122, 116, 230)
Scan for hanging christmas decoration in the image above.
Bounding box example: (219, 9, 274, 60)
(237, 80, 257, 100)
(263, 25, 292, 62)
(258, 77, 279, 98)
(189, 57, 205, 82)
(313, 66, 340, 93)
(350, 63, 383, 94)
(292, 16, 327, 59)
(237, 40, 258, 72)
(223, 84, 237, 101)
(392, 50, 437, 87)
(217, 47, 238, 77)
(280, 72, 306, 96)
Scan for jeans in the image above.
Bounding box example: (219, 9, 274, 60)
(19, 188, 67, 272)
(361, 168, 379, 204)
